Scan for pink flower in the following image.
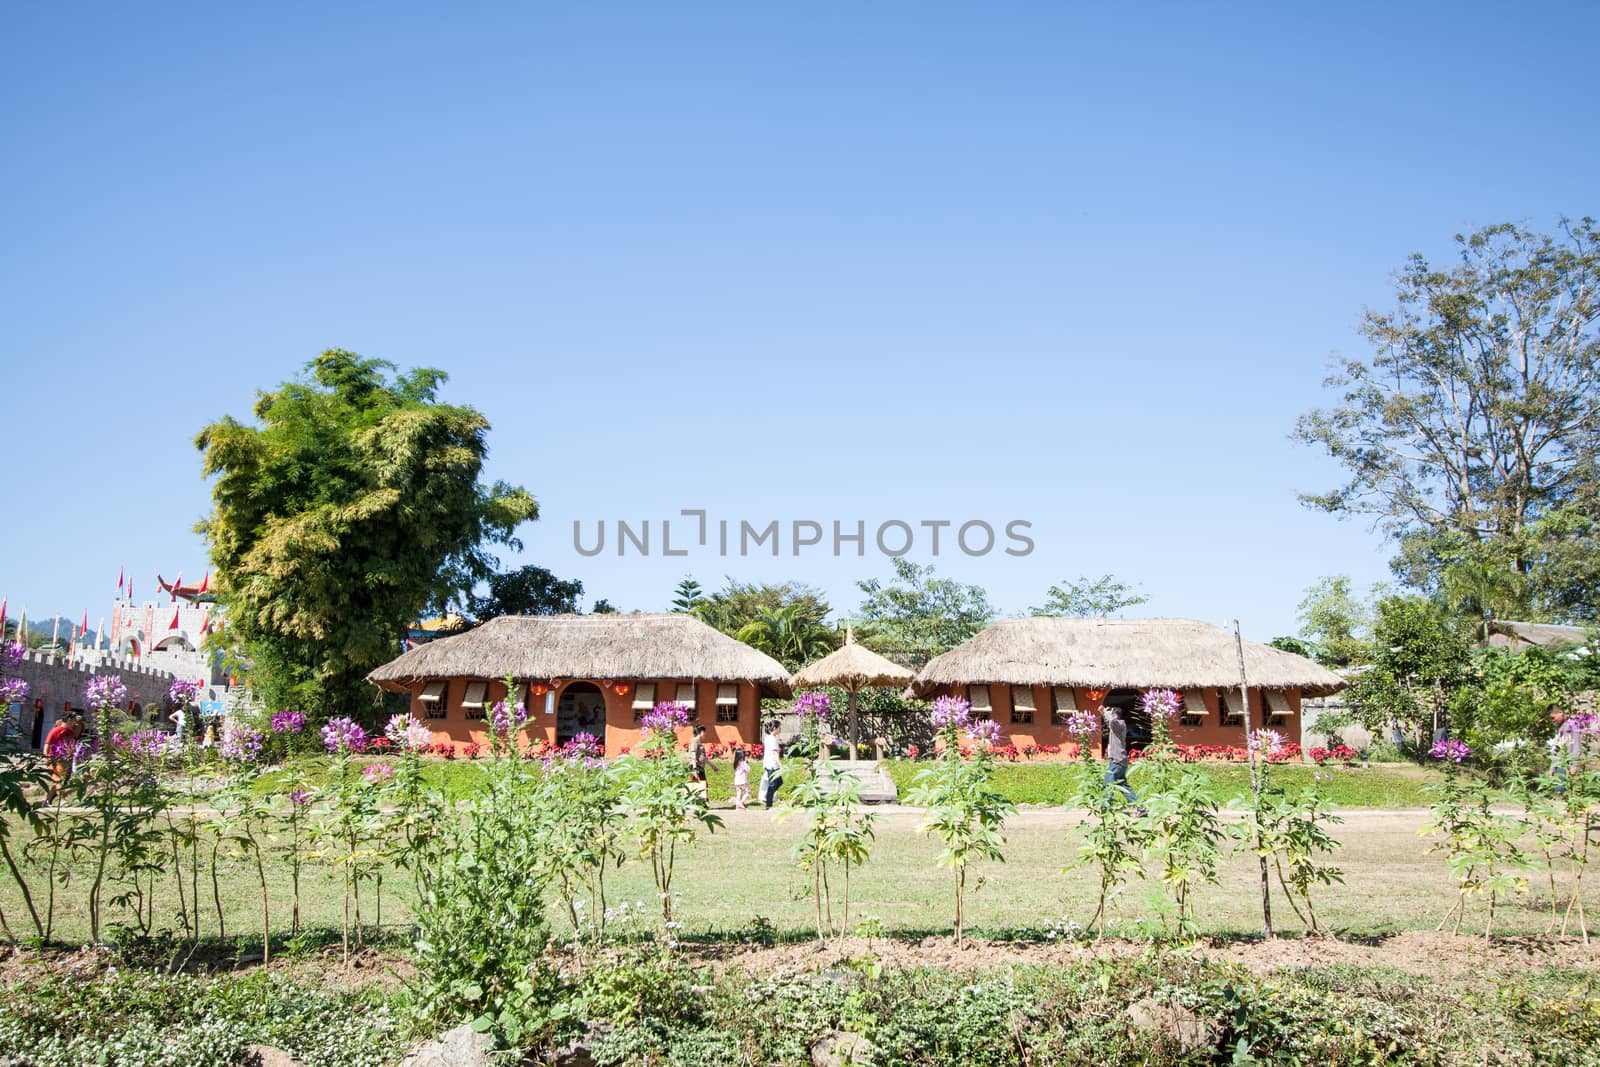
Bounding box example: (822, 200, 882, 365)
(362, 763, 395, 784)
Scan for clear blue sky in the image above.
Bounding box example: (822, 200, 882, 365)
(2, 2, 1596, 641)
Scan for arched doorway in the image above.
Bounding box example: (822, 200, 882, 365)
(1105, 688, 1152, 753)
(556, 682, 607, 745)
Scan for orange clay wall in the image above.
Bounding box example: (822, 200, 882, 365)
(408, 677, 762, 753)
(922, 684, 1301, 752)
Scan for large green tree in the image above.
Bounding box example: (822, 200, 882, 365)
(1343, 596, 1472, 748)
(1295, 220, 1600, 622)
(195, 351, 539, 718)
(855, 559, 994, 665)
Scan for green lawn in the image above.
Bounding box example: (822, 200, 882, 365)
(255, 756, 1446, 809)
(7, 803, 1580, 948)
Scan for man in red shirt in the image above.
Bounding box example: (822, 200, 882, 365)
(42, 711, 84, 804)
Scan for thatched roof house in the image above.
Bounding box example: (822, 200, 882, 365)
(368, 613, 792, 751)
(911, 618, 1345, 697)
(908, 618, 1346, 751)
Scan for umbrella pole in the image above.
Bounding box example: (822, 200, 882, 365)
(849, 688, 858, 759)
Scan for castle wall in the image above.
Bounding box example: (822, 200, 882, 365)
(3, 649, 179, 749)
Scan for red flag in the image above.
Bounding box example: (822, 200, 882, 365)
(171, 573, 182, 602)
(0, 599, 7, 636)
(117, 568, 124, 593)
(128, 579, 133, 602)
(200, 609, 212, 635)
(197, 571, 210, 595)
(169, 608, 180, 631)
(80, 610, 88, 637)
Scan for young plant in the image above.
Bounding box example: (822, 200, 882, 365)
(0, 750, 48, 940)
(1134, 689, 1225, 938)
(1064, 707, 1147, 939)
(782, 761, 876, 943)
(1229, 731, 1344, 934)
(619, 703, 722, 924)
(906, 695, 1015, 944)
(533, 732, 627, 943)
(1423, 740, 1531, 938)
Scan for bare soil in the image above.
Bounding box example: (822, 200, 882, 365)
(687, 928, 1600, 981)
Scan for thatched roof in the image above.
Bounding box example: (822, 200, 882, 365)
(908, 617, 1347, 698)
(368, 613, 793, 698)
(791, 630, 915, 692)
(1486, 620, 1592, 650)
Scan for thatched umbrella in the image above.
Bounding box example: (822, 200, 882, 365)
(791, 627, 915, 757)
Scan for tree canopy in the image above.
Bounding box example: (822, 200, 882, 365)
(1030, 574, 1148, 617)
(690, 579, 839, 669)
(1294, 575, 1374, 667)
(854, 559, 994, 665)
(470, 565, 584, 620)
(1295, 220, 1600, 623)
(195, 351, 539, 718)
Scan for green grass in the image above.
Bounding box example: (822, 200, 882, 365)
(7, 802, 1582, 948)
(256, 755, 1445, 809)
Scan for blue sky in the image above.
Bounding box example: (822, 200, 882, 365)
(2, 2, 1596, 641)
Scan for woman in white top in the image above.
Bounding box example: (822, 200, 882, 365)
(759, 720, 783, 809)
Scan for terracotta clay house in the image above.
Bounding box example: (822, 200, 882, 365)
(366, 613, 792, 752)
(907, 617, 1346, 752)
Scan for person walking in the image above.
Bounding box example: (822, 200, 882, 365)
(42, 711, 85, 804)
(1549, 703, 1584, 793)
(688, 724, 708, 782)
(1102, 704, 1139, 807)
(731, 748, 751, 810)
(759, 719, 784, 809)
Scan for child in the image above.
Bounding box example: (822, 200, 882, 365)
(732, 748, 750, 810)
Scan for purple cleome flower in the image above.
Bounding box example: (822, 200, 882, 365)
(321, 716, 368, 755)
(640, 701, 692, 735)
(168, 678, 201, 706)
(793, 691, 832, 719)
(1, 641, 25, 671)
(220, 721, 265, 763)
(1138, 689, 1182, 720)
(289, 789, 313, 810)
(489, 698, 529, 737)
(84, 674, 129, 714)
(1248, 728, 1286, 756)
(967, 717, 1002, 747)
(1065, 708, 1100, 739)
(0, 676, 29, 706)
(116, 729, 178, 759)
(1430, 738, 1470, 764)
(931, 695, 972, 731)
(384, 713, 432, 752)
(271, 710, 306, 734)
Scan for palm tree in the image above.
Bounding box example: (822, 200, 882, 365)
(1439, 557, 1530, 639)
(735, 604, 839, 670)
